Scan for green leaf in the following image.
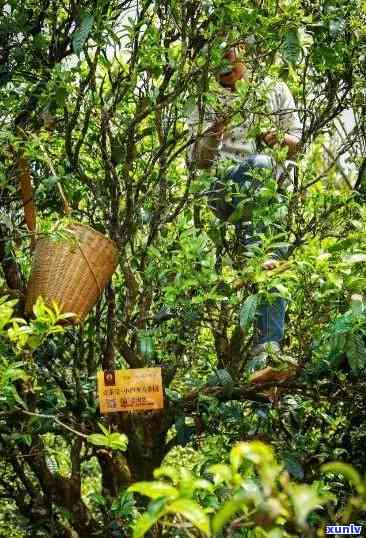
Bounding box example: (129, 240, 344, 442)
(128, 481, 179, 500)
(239, 295, 259, 331)
(321, 462, 365, 495)
(351, 294, 364, 316)
(132, 512, 163, 538)
(87, 434, 109, 447)
(178, 474, 213, 498)
(9, 385, 27, 408)
(272, 283, 290, 299)
(167, 499, 211, 536)
(97, 421, 109, 436)
(235, 79, 249, 98)
(209, 464, 232, 485)
(212, 490, 249, 534)
(230, 441, 274, 471)
(216, 369, 233, 389)
(329, 18, 345, 36)
(183, 96, 196, 116)
(2, 366, 28, 384)
(282, 30, 301, 64)
(230, 442, 250, 471)
(88, 425, 128, 451)
(147, 497, 168, 517)
(55, 86, 68, 106)
(153, 465, 180, 484)
(72, 15, 94, 55)
(207, 369, 233, 397)
(288, 484, 325, 527)
(346, 333, 366, 374)
(132, 498, 168, 537)
(138, 334, 155, 357)
(282, 453, 304, 480)
(89, 493, 107, 507)
(11, 433, 32, 447)
(193, 479, 212, 491)
(107, 432, 128, 451)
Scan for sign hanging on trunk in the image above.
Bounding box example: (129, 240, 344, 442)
(97, 367, 164, 413)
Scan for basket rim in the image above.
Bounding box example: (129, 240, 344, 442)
(35, 222, 118, 254)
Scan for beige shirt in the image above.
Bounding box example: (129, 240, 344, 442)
(187, 78, 302, 177)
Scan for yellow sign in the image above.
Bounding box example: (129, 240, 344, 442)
(97, 367, 164, 413)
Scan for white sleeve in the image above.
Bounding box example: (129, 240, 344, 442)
(269, 81, 302, 140)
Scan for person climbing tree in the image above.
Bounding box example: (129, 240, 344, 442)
(187, 45, 302, 383)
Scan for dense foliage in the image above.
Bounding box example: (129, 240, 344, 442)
(1, 0, 366, 536)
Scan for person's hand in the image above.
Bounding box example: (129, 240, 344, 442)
(262, 258, 279, 271)
(261, 131, 300, 157)
(261, 130, 277, 146)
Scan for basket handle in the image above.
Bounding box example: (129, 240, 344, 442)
(15, 145, 71, 251)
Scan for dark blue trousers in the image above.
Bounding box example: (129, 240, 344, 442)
(227, 155, 286, 346)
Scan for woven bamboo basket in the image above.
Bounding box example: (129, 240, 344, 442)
(25, 223, 118, 323)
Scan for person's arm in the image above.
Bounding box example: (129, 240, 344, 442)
(261, 81, 302, 158)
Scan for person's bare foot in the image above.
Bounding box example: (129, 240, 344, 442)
(249, 366, 296, 384)
(262, 258, 279, 271)
(244, 342, 297, 385)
